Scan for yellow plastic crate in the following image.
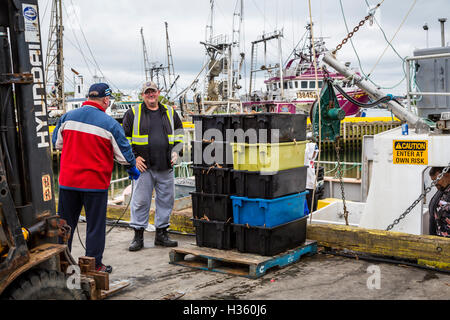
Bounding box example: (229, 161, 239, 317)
(231, 141, 307, 172)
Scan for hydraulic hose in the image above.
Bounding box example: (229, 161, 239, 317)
(333, 82, 394, 108)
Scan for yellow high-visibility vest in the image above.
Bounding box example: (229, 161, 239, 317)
(127, 103, 184, 146)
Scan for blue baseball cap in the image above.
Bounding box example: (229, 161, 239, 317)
(88, 83, 112, 98)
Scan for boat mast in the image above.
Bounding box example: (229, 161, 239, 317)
(140, 27, 151, 82)
(248, 30, 283, 99)
(278, 33, 284, 100)
(231, 0, 244, 100)
(206, 0, 214, 44)
(45, 0, 65, 113)
(165, 22, 177, 97)
(141, 27, 168, 91)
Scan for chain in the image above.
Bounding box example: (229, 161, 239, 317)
(386, 165, 450, 231)
(332, 1, 384, 55)
(335, 137, 349, 225)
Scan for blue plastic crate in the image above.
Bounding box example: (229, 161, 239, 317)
(231, 191, 309, 228)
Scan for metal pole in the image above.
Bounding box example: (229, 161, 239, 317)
(406, 52, 450, 61)
(322, 51, 430, 133)
(278, 35, 284, 100)
(248, 42, 255, 97)
(57, 0, 65, 113)
(438, 18, 447, 47)
(405, 59, 412, 112)
(423, 23, 429, 48)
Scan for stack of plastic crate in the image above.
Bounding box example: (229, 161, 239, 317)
(229, 113, 310, 256)
(190, 115, 235, 250)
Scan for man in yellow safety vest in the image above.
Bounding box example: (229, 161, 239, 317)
(123, 81, 184, 250)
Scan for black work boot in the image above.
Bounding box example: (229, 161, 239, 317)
(128, 228, 144, 251)
(155, 227, 178, 247)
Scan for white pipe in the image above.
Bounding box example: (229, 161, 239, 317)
(322, 51, 430, 133)
(406, 52, 450, 61)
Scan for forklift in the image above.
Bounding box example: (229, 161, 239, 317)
(0, 0, 128, 299)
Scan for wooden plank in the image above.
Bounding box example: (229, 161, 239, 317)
(307, 224, 450, 266)
(100, 280, 130, 299)
(171, 244, 272, 265)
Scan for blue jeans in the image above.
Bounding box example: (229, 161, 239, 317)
(58, 189, 108, 267)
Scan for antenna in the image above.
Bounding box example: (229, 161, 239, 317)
(45, 0, 65, 113)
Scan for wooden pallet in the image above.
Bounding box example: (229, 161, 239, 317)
(169, 240, 317, 279)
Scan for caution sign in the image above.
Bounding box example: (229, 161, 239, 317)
(393, 140, 428, 165)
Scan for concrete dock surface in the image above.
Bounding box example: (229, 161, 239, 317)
(71, 222, 450, 301)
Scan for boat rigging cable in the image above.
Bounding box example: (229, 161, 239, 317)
(63, 0, 122, 94)
(366, 0, 417, 79)
(338, 0, 404, 90)
(337, 0, 417, 90)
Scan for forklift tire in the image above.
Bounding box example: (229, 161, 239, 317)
(3, 269, 87, 300)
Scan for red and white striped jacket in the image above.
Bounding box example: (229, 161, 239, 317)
(52, 101, 136, 192)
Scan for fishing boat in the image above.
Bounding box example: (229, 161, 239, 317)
(243, 24, 370, 116)
(106, 100, 141, 123)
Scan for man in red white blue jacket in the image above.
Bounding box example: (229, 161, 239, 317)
(52, 83, 139, 273)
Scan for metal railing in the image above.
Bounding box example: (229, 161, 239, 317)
(405, 52, 450, 111)
(108, 161, 194, 200)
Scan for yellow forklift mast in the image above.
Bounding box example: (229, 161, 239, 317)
(0, 0, 127, 299)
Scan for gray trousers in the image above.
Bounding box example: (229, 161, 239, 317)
(130, 168, 174, 230)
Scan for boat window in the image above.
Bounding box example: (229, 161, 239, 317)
(309, 81, 316, 89)
(273, 84, 277, 90)
(301, 81, 308, 89)
(284, 82, 288, 89)
(267, 85, 270, 92)
(278, 83, 281, 89)
(295, 81, 298, 89)
(318, 81, 323, 88)
(289, 81, 293, 89)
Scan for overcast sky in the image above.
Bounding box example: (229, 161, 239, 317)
(37, 0, 450, 98)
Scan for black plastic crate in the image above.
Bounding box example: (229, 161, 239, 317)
(193, 219, 234, 250)
(192, 166, 235, 195)
(233, 216, 307, 256)
(191, 141, 233, 168)
(233, 166, 307, 199)
(229, 113, 307, 143)
(192, 114, 232, 141)
(191, 192, 233, 222)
